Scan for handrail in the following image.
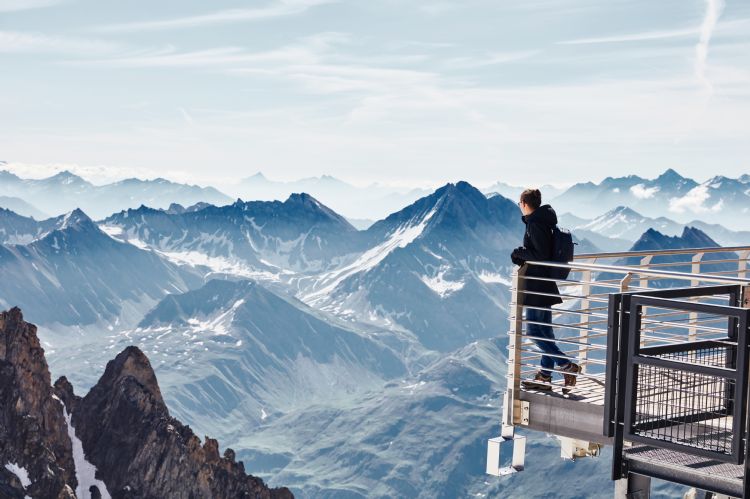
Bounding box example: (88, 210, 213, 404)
(492, 243, 750, 487)
(575, 245, 750, 261)
(524, 260, 750, 286)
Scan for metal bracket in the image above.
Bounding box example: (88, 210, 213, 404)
(486, 432, 527, 476)
(520, 401, 530, 426)
(558, 436, 602, 460)
(742, 285, 750, 308)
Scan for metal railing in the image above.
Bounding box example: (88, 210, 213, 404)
(607, 286, 750, 463)
(508, 247, 750, 414)
(493, 245, 750, 478)
(604, 284, 750, 498)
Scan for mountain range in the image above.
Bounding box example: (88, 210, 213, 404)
(0, 170, 231, 219)
(230, 172, 432, 222)
(0, 176, 744, 498)
(0, 208, 202, 331)
(102, 181, 522, 352)
(560, 205, 750, 252)
(102, 194, 362, 277)
(0, 196, 48, 220)
(0, 181, 534, 497)
(482, 181, 566, 201)
(551, 168, 750, 230)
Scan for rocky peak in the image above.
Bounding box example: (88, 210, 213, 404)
(70, 340, 293, 498)
(92, 345, 165, 409)
(655, 168, 685, 183)
(52, 376, 78, 414)
(58, 208, 94, 230)
(166, 202, 186, 214)
(1, 307, 54, 417)
(46, 170, 88, 186)
(610, 206, 641, 218)
(285, 192, 328, 214)
(0, 307, 77, 498)
(631, 226, 718, 252)
(1, 308, 293, 499)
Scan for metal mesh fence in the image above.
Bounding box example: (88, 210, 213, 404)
(632, 341, 736, 457)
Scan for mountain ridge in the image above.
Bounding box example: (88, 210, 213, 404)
(0, 170, 231, 219)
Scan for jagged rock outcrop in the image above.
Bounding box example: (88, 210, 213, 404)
(55, 345, 293, 499)
(1, 307, 293, 499)
(0, 307, 77, 498)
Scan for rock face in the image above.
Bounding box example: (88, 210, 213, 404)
(0, 307, 76, 498)
(0, 308, 292, 499)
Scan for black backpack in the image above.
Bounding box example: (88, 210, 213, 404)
(549, 226, 575, 280)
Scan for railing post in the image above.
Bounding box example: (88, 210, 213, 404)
(615, 473, 651, 499)
(638, 255, 653, 286)
(739, 250, 749, 280)
(689, 253, 704, 342)
(621, 273, 632, 292)
(639, 256, 652, 348)
(505, 265, 526, 428)
(579, 269, 592, 372)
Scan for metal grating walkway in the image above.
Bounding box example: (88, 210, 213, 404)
(625, 445, 744, 497)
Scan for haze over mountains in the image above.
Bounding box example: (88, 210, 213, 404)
(0, 167, 748, 497)
(5, 167, 750, 232)
(552, 168, 750, 230)
(0, 169, 230, 220)
(231, 172, 432, 224)
(559, 205, 750, 252)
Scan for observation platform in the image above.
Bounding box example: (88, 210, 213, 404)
(487, 246, 750, 498)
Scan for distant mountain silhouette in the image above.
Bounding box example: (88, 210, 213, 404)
(552, 168, 750, 229)
(0, 170, 231, 219)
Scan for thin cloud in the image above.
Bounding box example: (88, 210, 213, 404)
(558, 26, 699, 45)
(96, 0, 335, 33)
(0, 30, 118, 55)
(441, 50, 539, 70)
(65, 45, 319, 68)
(559, 16, 747, 46)
(0, 0, 63, 12)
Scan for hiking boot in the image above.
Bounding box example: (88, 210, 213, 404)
(561, 363, 581, 394)
(522, 372, 552, 392)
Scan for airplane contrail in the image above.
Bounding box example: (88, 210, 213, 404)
(695, 0, 725, 92)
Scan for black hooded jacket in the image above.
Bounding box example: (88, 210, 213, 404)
(511, 204, 563, 308)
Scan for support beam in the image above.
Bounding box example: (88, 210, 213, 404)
(615, 473, 651, 499)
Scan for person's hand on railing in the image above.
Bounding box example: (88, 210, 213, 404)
(511, 247, 525, 266)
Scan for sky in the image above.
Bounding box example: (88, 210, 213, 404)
(1, 0, 749, 188)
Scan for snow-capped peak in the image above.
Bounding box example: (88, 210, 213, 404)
(58, 208, 94, 230)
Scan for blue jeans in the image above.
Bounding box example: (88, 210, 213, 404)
(526, 308, 569, 377)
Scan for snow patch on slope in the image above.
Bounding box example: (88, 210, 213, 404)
(477, 271, 511, 285)
(4, 462, 31, 488)
(583, 211, 643, 239)
(304, 208, 437, 304)
(61, 405, 112, 499)
(157, 249, 285, 281)
(420, 271, 465, 298)
(98, 224, 123, 237)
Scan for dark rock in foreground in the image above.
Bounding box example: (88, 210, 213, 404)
(0, 307, 292, 499)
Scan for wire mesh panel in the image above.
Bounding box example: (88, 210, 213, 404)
(632, 345, 735, 456)
(621, 295, 750, 464)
